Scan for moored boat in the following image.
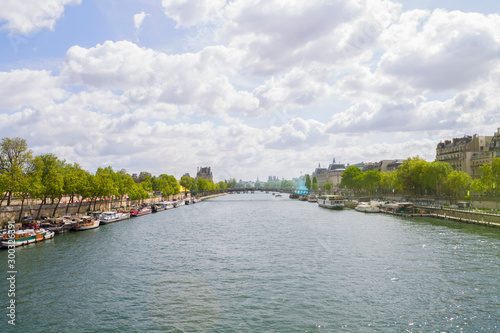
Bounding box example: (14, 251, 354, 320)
(99, 211, 131, 224)
(40, 218, 76, 233)
(355, 202, 380, 213)
(74, 216, 100, 230)
(307, 195, 318, 203)
(298, 195, 308, 201)
(1, 228, 55, 247)
(130, 206, 152, 217)
(289, 193, 300, 199)
(317, 195, 344, 210)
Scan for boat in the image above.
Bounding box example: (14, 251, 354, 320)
(165, 201, 175, 209)
(317, 195, 344, 210)
(192, 198, 201, 204)
(299, 195, 308, 201)
(99, 211, 131, 224)
(151, 203, 166, 213)
(275, 193, 282, 198)
(40, 218, 76, 233)
(73, 216, 100, 230)
(1, 228, 55, 247)
(130, 206, 152, 217)
(289, 193, 299, 199)
(355, 202, 380, 213)
(307, 195, 318, 203)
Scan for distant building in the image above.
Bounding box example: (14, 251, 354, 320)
(436, 134, 492, 177)
(268, 176, 279, 182)
(183, 173, 191, 178)
(312, 158, 346, 188)
(489, 127, 500, 158)
(196, 167, 213, 181)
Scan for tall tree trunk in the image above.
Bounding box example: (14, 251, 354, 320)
(65, 194, 74, 214)
(0, 192, 7, 206)
(35, 199, 44, 220)
(52, 195, 62, 217)
(77, 198, 83, 215)
(7, 191, 12, 206)
(17, 195, 25, 222)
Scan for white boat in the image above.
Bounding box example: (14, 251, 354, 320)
(99, 211, 130, 224)
(165, 202, 175, 209)
(307, 195, 318, 203)
(1, 228, 55, 247)
(355, 202, 380, 213)
(317, 195, 344, 210)
(74, 216, 100, 230)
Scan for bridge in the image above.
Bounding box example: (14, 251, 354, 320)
(190, 187, 310, 196)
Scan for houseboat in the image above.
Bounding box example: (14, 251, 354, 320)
(1, 228, 55, 247)
(317, 195, 345, 210)
(74, 216, 100, 230)
(130, 206, 152, 217)
(99, 211, 130, 224)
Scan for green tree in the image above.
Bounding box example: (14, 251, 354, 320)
(64, 163, 90, 214)
(340, 166, 363, 191)
(421, 161, 452, 195)
(395, 157, 428, 196)
(311, 176, 319, 191)
(380, 171, 399, 194)
(442, 171, 472, 203)
(0, 137, 33, 206)
(305, 174, 311, 191)
(180, 175, 196, 190)
(197, 178, 209, 191)
(217, 181, 228, 190)
(16, 155, 43, 221)
(322, 182, 333, 193)
(363, 170, 381, 198)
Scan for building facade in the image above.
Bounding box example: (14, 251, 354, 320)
(312, 158, 346, 188)
(196, 167, 213, 181)
(436, 133, 493, 177)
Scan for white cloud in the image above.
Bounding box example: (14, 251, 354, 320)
(161, 0, 226, 27)
(0, 0, 81, 35)
(0, 69, 67, 110)
(133, 11, 148, 30)
(379, 9, 500, 91)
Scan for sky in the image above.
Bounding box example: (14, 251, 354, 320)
(1, 0, 500, 182)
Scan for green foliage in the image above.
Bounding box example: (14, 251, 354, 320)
(322, 182, 333, 192)
(180, 175, 196, 190)
(340, 166, 363, 190)
(442, 171, 472, 201)
(305, 174, 311, 190)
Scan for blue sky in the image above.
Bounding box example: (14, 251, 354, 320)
(1, 0, 500, 181)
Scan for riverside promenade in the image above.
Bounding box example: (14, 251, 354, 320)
(383, 204, 500, 228)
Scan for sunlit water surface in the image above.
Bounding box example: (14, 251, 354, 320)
(1, 192, 499, 332)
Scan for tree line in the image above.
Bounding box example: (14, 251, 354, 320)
(0, 137, 231, 221)
(338, 156, 500, 202)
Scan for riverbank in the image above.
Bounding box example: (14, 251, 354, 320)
(379, 204, 500, 228)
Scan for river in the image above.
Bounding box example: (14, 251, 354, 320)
(1, 192, 500, 332)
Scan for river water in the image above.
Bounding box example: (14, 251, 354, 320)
(1, 192, 500, 332)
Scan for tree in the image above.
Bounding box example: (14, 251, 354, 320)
(421, 161, 452, 195)
(442, 171, 472, 203)
(180, 175, 196, 190)
(225, 178, 237, 188)
(395, 157, 428, 196)
(305, 174, 311, 192)
(0, 137, 33, 206)
(322, 182, 333, 193)
(16, 156, 43, 221)
(362, 170, 381, 198)
(312, 176, 319, 191)
(380, 171, 399, 194)
(63, 163, 90, 214)
(217, 181, 227, 190)
(340, 166, 363, 191)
